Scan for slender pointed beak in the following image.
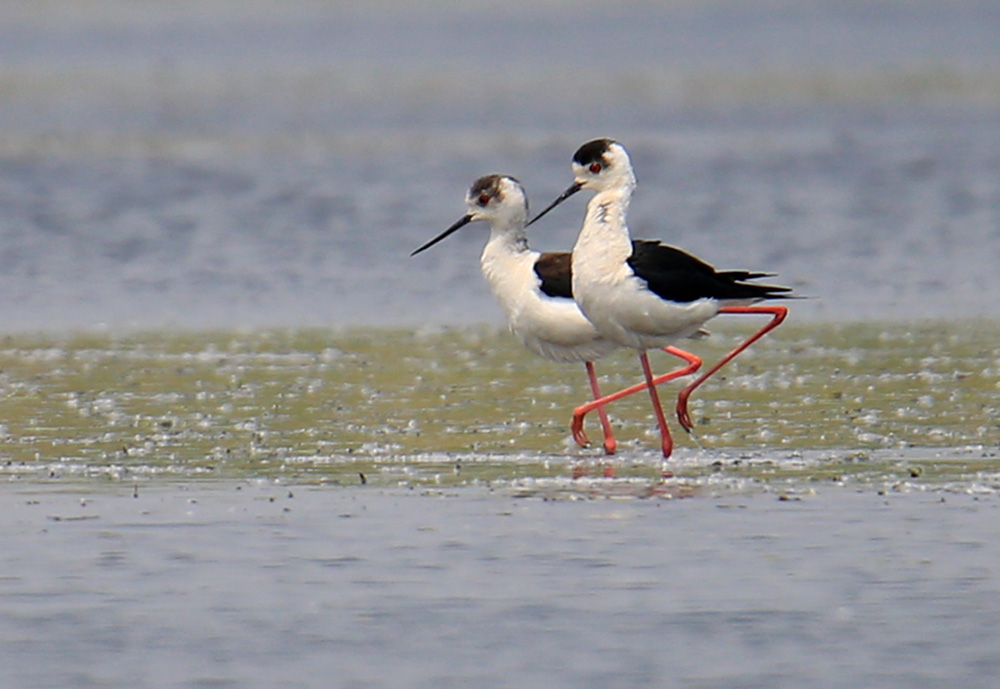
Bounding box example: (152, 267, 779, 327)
(527, 181, 582, 227)
(410, 214, 474, 256)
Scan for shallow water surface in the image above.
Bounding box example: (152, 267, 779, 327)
(0, 322, 997, 688)
(2, 481, 999, 689)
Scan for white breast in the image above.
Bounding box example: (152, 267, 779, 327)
(480, 239, 618, 363)
(571, 189, 720, 350)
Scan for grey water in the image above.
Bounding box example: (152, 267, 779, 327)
(2, 481, 999, 689)
(0, 0, 998, 331)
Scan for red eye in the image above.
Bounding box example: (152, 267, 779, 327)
(478, 193, 490, 205)
(589, 163, 602, 174)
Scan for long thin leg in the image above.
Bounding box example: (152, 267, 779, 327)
(639, 351, 673, 458)
(572, 347, 702, 451)
(585, 361, 617, 455)
(676, 305, 788, 432)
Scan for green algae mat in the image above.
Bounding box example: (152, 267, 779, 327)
(0, 321, 997, 493)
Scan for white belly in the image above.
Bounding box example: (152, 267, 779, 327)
(481, 245, 619, 363)
(508, 293, 620, 363)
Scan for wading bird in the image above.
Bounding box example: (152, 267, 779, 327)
(529, 140, 790, 457)
(412, 174, 702, 454)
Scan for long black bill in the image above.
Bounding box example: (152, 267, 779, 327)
(526, 181, 582, 227)
(410, 214, 473, 256)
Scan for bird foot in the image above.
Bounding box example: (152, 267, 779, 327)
(571, 413, 591, 449)
(676, 386, 695, 432)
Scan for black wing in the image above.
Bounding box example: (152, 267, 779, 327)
(534, 252, 573, 299)
(627, 240, 791, 303)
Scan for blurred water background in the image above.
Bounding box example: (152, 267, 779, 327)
(1, 0, 998, 331)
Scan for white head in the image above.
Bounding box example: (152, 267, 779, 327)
(568, 138, 636, 193)
(411, 175, 528, 256)
(528, 138, 636, 227)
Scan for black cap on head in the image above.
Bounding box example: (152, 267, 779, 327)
(572, 139, 615, 166)
(470, 174, 503, 199)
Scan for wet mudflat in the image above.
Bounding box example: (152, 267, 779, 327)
(0, 321, 997, 489)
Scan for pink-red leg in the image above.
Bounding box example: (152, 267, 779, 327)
(639, 351, 673, 458)
(676, 305, 789, 432)
(571, 347, 702, 453)
(584, 361, 617, 455)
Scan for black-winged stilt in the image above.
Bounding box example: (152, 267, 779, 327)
(529, 140, 790, 457)
(412, 174, 702, 454)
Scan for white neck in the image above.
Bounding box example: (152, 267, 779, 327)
(479, 215, 533, 314)
(486, 217, 529, 255)
(573, 181, 635, 267)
